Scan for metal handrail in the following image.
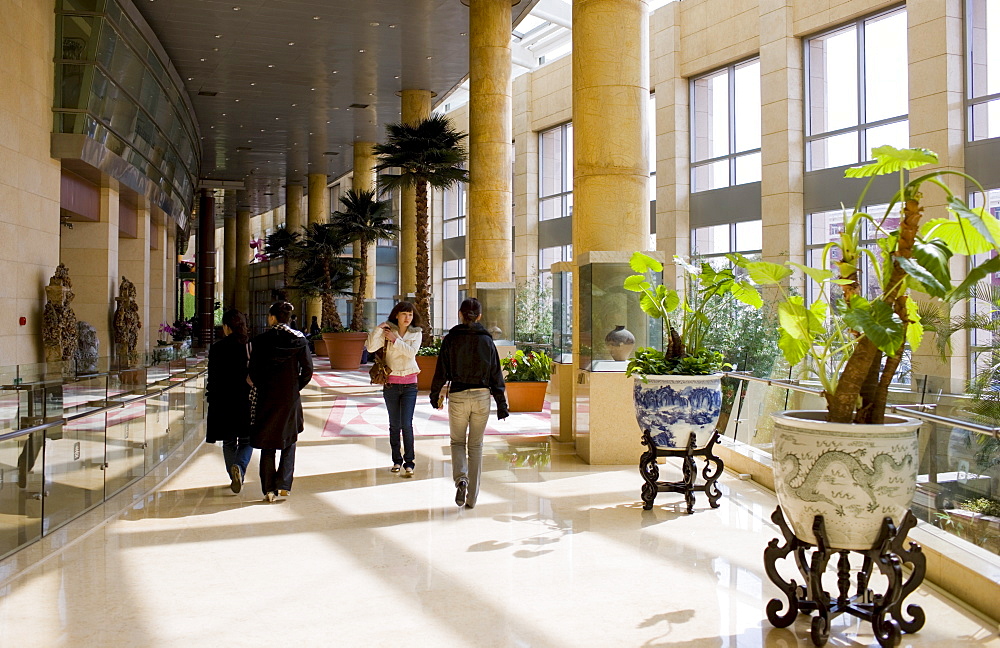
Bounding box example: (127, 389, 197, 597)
(723, 371, 1000, 439)
(2, 368, 205, 438)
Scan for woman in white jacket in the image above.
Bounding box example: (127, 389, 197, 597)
(366, 301, 423, 476)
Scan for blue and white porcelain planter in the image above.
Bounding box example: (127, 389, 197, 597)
(632, 374, 722, 448)
(771, 410, 921, 550)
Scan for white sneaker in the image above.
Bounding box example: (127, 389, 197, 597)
(265, 492, 277, 503)
(403, 467, 414, 477)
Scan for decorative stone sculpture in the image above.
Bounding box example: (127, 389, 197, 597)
(75, 321, 99, 373)
(112, 276, 141, 367)
(41, 263, 78, 364)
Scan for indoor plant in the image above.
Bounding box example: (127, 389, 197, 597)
(624, 252, 762, 447)
(415, 337, 442, 390)
(500, 349, 553, 412)
(743, 145, 1000, 549)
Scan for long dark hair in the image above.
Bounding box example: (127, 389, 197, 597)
(269, 301, 294, 324)
(222, 309, 249, 344)
(459, 297, 481, 325)
(388, 300, 421, 328)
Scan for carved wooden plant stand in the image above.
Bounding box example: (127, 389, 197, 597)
(764, 506, 926, 647)
(639, 428, 724, 514)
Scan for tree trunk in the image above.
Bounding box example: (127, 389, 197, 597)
(414, 178, 432, 346)
(320, 259, 342, 330)
(352, 243, 368, 331)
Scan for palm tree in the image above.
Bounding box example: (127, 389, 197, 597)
(264, 225, 301, 291)
(374, 115, 469, 344)
(287, 222, 357, 330)
(331, 189, 398, 331)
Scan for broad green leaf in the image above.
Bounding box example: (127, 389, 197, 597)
(844, 146, 938, 178)
(778, 296, 823, 341)
(921, 217, 994, 255)
(910, 238, 952, 290)
(896, 256, 948, 298)
(662, 288, 681, 314)
(623, 274, 648, 292)
(843, 299, 904, 356)
(746, 261, 792, 285)
(778, 330, 810, 366)
(947, 197, 1000, 247)
(808, 300, 829, 325)
(788, 262, 834, 285)
(831, 279, 855, 285)
(639, 293, 664, 319)
(952, 255, 1000, 296)
(904, 297, 924, 352)
(730, 281, 763, 308)
(629, 251, 662, 273)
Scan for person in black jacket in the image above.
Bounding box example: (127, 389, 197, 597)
(249, 301, 313, 503)
(430, 298, 508, 509)
(206, 309, 254, 493)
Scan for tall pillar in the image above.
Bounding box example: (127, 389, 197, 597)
(148, 212, 168, 348)
(285, 183, 304, 233)
(907, 0, 967, 392)
(399, 89, 433, 296)
(570, 0, 649, 465)
(197, 189, 217, 346)
(572, 0, 649, 256)
(223, 211, 236, 309)
(120, 200, 151, 356)
(235, 194, 251, 315)
(466, 0, 514, 286)
(166, 225, 177, 330)
(306, 173, 328, 324)
(60, 181, 120, 356)
(353, 142, 377, 300)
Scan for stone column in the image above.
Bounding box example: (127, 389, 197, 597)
(235, 194, 251, 315)
(652, 3, 689, 289)
(399, 89, 433, 296)
(166, 225, 177, 329)
(60, 180, 120, 354)
(223, 211, 236, 309)
(148, 211, 168, 348)
(285, 183, 304, 233)
(759, 0, 804, 272)
(119, 199, 151, 356)
(512, 73, 537, 283)
(467, 0, 514, 286)
(197, 189, 216, 346)
(353, 141, 377, 299)
(306, 173, 328, 324)
(908, 0, 967, 391)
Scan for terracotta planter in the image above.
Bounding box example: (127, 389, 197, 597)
(632, 374, 721, 448)
(313, 338, 327, 357)
(416, 356, 438, 390)
(771, 410, 921, 550)
(323, 332, 368, 370)
(505, 381, 548, 412)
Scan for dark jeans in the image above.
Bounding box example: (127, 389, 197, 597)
(259, 441, 296, 495)
(383, 383, 417, 468)
(222, 437, 253, 479)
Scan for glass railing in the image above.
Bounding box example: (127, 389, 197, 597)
(0, 352, 206, 560)
(721, 370, 1000, 557)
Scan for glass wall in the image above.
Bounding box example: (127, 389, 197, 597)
(805, 8, 908, 170)
(690, 58, 761, 192)
(968, 0, 1000, 141)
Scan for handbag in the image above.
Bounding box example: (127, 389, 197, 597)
(246, 342, 258, 425)
(369, 340, 391, 385)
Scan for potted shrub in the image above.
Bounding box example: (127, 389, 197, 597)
(415, 337, 442, 390)
(500, 349, 553, 412)
(744, 146, 1000, 550)
(624, 252, 762, 448)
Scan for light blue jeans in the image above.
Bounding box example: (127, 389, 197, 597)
(448, 388, 491, 507)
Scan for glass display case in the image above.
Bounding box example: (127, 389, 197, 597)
(551, 262, 573, 364)
(466, 282, 514, 345)
(578, 252, 663, 371)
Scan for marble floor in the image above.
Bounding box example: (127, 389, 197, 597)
(0, 377, 997, 647)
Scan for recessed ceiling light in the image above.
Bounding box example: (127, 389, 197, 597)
(215, 34, 222, 38)
(232, 6, 240, 10)
(310, 87, 315, 91)
(358, 49, 365, 53)
(222, 113, 226, 116)
(313, 15, 320, 20)
(332, 70, 338, 74)
(235, 99, 240, 102)
(212, 47, 219, 52)
(426, 56, 432, 60)
(200, 57, 206, 62)
(250, 82, 255, 86)
(394, 76, 399, 79)
(291, 103, 296, 107)
(460, 32, 467, 36)
(187, 77, 193, 80)
(275, 117, 279, 120)
(288, 42, 295, 46)
(369, 22, 379, 27)
(388, 24, 396, 28)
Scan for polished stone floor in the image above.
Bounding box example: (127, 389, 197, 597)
(0, 378, 997, 647)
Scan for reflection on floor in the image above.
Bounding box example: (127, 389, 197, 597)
(0, 374, 997, 647)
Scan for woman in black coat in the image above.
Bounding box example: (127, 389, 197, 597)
(206, 309, 253, 493)
(249, 301, 313, 502)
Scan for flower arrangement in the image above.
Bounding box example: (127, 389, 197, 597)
(249, 237, 269, 262)
(417, 337, 442, 356)
(160, 319, 193, 342)
(500, 350, 553, 382)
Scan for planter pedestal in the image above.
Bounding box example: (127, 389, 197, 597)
(415, 356, 437, 390)
(323, 332, 367, 370)
(639, 428, 723, 514)
(764, 506, 926, 647)
(505, 381, 548, 412)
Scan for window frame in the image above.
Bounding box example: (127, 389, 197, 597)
(966, 0, 1000, 141)
(538, 122, 573, 222)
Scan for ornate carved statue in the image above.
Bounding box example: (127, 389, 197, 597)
(75, 321, 99, 373)
(41, 263, 78, 364)
(112, 276, 141, 367)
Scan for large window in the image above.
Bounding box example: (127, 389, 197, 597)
(538, 244, 572, 288)
(539, 123, 573, 221)
(805, 204, 899, 300)
(443, 181, 467, 238)
(969, 0, 1000, 141)
(690, 58, 761, 192)
(805, 8, 908, 170)
(441, 259, 466, 334)
(968, 189, 1000, 383)
(691, 220, 762, 262)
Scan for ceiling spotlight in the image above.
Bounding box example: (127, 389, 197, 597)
(187, 77, 193, 81)
(250, 82, 255, 86)
(388, 24, 396, 28)
(369, 22, 380, 27)
(394, 76, 399, 79)
(235, 99, 240, 102)
(310, 87, 315, 91)
(332, 70, 338, 74)
(215, 34, 222, 38)
(291, 103, 296, 107)
(267, 64, 274, 68)
(212, 47, 219, 52)
(200, 57, 206, 62)
(358, 49, 365, 53)
(288, 42, 295, 46)
(460, 32, 467, 36)
(426, 56, 432, 60)
(312, 15, 320, 20)
(222, 113, 226, 116)
(232, 6, 240, 10)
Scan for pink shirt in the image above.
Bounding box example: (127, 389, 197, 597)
(386, 373, 418, 384)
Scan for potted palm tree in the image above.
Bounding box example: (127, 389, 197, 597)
(287, 222, 363, 369)
(624, 253, 762, 448)
(264, 225, 301, 294)
(744, 145, 1000, 550)
(330, 188, 398, 332)
(374, 115, 470, 346)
